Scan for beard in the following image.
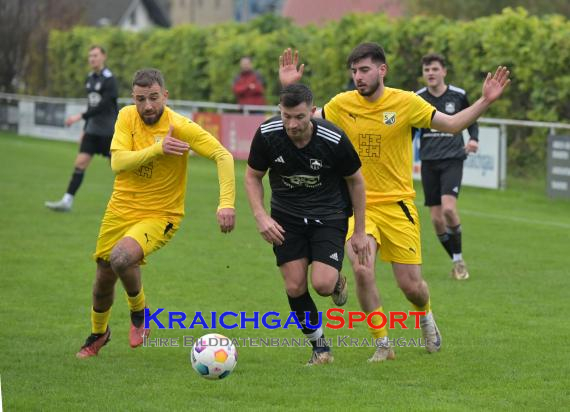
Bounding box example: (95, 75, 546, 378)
(141, 107, 164, 125)
(357, 78, 381, 97)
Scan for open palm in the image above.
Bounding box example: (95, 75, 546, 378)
(482, 66, 511, 103)
(279, 48, 305, 87)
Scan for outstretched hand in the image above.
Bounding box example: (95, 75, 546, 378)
(279, 48, 304, 87)
(161, 125, 189, 155)
(482, 66, 511, 104)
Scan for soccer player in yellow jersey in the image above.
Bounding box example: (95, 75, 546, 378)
(279, 43, 510, 361)
(76, 69, 236, 359)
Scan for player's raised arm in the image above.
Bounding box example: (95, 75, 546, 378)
(432, 66, 511, 134)
(279, 48, 305, 87)
(279, 48, 324, 118)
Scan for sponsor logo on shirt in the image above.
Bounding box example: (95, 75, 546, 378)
(281, 174, 321, 188)
(445, 102, 455, 113)
(310, 159, 322, 170)
(383, 112, 396, 125)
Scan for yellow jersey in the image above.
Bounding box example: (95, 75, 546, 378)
(108, 105, 235, 219)
(324, 88, 435, 204)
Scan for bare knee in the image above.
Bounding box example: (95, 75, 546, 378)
(442, 206, 456, 222)
(74, 153, 92, 169)
(109, 246, 137, 275)
(286, 281, 307, 298)
(311, 277, 334, 296)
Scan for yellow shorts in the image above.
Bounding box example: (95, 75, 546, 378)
(347, 199, 422, 264)
(93, 209, 180, 264)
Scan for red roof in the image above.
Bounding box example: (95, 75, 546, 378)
(282, 0, 404, 26)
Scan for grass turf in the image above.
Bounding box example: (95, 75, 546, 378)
(0, 132, 569, 410)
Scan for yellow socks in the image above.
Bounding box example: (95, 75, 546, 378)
(126, 287, 146, 312)
(412, 297, 431, 314)
(368, 306, 388, 339)
(91, 307, 111, 334)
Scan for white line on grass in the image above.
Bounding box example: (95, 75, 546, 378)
(462, 209, 570, 229)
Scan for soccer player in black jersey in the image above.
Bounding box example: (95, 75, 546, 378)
(416, 53, 478, 280)
(279, 45, 510, 361)
(45, 45, 118, 212)
(245, 84, 369, 366)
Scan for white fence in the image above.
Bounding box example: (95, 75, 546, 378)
(2, 92, 570, 192)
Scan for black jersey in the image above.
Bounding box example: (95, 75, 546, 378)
(416, 85, 478, 161)
(83, 67, 118, 137)
(248, 116, 361, 220)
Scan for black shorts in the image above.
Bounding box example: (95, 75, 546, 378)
(271, 210, 348, 271)
(421, 159, 463, 206)
(79, 134, 113, 157)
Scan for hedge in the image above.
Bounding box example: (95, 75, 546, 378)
(46, 8, 570, 175)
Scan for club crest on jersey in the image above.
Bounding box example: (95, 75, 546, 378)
(154, 136, 162, 143)
(310, 159, 322, 170)
(445, 102, 455, 113)
(383, 112, 396, 125)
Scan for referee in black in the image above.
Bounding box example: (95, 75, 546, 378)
(416, 53, 479, 280)
(45, 45, 118, 212)
(245, 84, 369, 366)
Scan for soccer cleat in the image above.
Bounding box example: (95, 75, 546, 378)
(420, 312, 442, 353)
(76, 328, 111, 359)
(368, 337, 396, 362)
(331, 273, 348, 306)
(451, 260, 469, 280)
(306, 348, 334, 366)
(45, 198, 72, 212)
(130, 308, 150, 348)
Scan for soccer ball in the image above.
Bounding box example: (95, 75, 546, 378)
(190, 333, 238, 380)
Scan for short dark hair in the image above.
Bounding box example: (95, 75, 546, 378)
(421, 53, 446, 68)
(347, 42, 387, 68)
(132, 68, 165, 89)
(89, 45, 106, 55)
(280, 84, 313, 107)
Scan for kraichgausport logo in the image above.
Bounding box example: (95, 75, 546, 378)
(143, 308, 426, 330)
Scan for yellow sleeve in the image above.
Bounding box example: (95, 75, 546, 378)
(110, 108, 164, 174)
(409, 92, 436, 129)
(111, 143, 163, 174)
(323, 94, 342, 125)
(177, 119, 235, 209)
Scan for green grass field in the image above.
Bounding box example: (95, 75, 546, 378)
(1, 132, 569, 411)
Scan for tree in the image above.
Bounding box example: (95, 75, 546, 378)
(0, 0, 86, 93)
(0, 0, 38, 92)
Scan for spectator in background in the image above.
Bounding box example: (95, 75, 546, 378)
(45, 45, 118, 212)
(232, 56, 267, 106)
